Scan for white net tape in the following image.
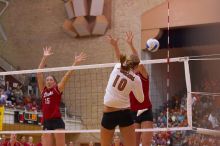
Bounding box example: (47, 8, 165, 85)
(193, 128, 220, 137)
(0, 57, 188, 76)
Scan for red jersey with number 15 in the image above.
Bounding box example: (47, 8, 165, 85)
(41, 85, 62, 120)
(130, 73, 152, 111)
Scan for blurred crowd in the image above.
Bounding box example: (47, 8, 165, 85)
(0, 81, 41, 112)
(0, 134, 41, 146)
(152, 79, 220, 146)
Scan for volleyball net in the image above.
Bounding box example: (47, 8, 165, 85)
(0, 56, 219, 138)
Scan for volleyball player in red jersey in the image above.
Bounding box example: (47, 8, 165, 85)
(126, 32, 153, 146)
(37, 47, 87, 146)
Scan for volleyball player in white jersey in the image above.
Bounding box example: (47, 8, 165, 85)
(126, 32, 153, 146)
(101, 35, 144, 146)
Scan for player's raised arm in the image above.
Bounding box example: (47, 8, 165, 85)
(37, 46, 53, 93)
(125, 31, 149, 79)
(125, 31, 138, 56)
(58, 52, 87, 92)
(106, 35, 121, 60)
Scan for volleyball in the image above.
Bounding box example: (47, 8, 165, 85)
(146, 38, 160, 52)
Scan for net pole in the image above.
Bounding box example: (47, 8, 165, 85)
(184, 59, 193, 128)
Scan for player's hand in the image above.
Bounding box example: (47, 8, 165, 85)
(74, 52, 87, 65)
(106, 35, 119, 47)
(43, 46, 53, 57)
(125, 31, 134, 46)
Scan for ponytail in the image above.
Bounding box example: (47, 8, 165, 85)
(119, 54, 140, 72)
(120, 55, 130, 71)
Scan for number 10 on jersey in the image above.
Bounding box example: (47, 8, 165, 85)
(112, 75, 127, 91)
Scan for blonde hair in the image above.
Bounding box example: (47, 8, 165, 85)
(120, 54, 140, 71)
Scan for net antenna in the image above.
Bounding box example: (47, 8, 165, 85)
(166, 0, 193, 129)
(166, 0, 170, 129)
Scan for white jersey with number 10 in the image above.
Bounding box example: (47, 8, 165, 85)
(104, 63, 144, 108)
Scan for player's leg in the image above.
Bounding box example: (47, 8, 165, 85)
(101, 111, 116, 146)
(119, 109, 136, 146)
(134, 123, 141, 146)
(53, 118, 66, 146)
(42, 133, 53, 146)
(100, 126, 115, 146)
(120, 124, 136, 146)
(141, 121, 153, 146)
(54, 132, 65, 146)
(140, 109, 153, 146)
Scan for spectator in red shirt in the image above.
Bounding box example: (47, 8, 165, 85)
(35, 136, 42, 146)
(112, 135, 123, 146)
(88, 141, 94, 146)
(0, 134, 8, 145)
(69, 141, 74, 146)
(35, 142, 42, 146)
(4, 134, 20, 146)
(20, 136, 28, 146)
(26, 136, 34, 146)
